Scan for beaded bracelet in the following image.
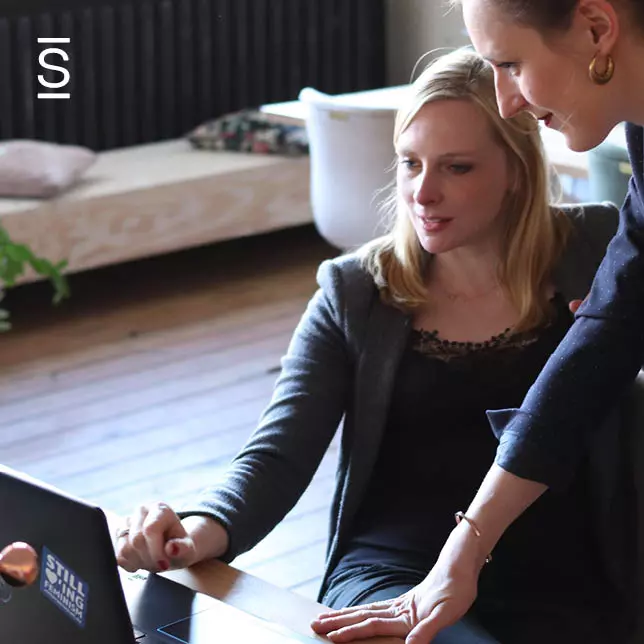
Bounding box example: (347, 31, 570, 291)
(455, 511, 493, 564)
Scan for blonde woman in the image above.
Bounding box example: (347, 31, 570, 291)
(117, 49, 627, 643)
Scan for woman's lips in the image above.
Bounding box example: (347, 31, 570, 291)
(420, 217, 451, 233)
(540, 113, 553, 128)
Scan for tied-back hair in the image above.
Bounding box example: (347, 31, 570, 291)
(360, 48, 572, 333)
(449, 0, 644, 37)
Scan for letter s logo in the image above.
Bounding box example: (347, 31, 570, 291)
(38, 48, 70, 89)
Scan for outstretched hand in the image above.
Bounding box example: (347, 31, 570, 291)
(311, 525, 484, 643)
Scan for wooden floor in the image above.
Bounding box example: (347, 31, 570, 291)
(0, 225, 340, 601)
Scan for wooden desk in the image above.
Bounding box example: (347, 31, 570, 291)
(164, 560, 404, 644)
(107, 514, 400, 644)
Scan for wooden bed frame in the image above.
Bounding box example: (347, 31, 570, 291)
(0, 140, 312, 283)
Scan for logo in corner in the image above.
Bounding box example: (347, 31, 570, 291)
(40, 547, 89, 628)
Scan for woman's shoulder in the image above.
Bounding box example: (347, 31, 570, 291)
(557, 202, 619, 249)
(553, 203, 619, 297)
(316, 252, 375, 295)
(313, 252, 380, 347)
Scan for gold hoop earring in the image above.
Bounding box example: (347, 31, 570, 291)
(589, 54, 615, 85)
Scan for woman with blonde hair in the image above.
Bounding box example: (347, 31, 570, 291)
(314, 1, 644, 640)
(116, 49, 626, 643)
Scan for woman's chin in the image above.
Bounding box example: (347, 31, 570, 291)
(418, 238, 455, 255)
(561, 125, 610, 153)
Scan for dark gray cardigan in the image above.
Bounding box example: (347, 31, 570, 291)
(184, 203, 639, 615)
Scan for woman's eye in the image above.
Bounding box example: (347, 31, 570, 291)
(399, 158, 419, 170)
(496, 62, 520, 75)
(449, 164, 473, 174)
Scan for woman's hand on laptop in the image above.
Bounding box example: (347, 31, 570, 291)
(115, 502, 229, 573)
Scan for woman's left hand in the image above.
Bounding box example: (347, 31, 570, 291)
(568, 296, 587, 314)
(310, 524, 483, 643)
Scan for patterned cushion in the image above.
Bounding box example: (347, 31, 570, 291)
(187, 109, 308, 156)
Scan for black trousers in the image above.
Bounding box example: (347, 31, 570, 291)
(321, 564, 626, 644)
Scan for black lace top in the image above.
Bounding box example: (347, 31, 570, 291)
(334, 293, 614, 609)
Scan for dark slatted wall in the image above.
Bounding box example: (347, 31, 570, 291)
(0, 0, 386, 150)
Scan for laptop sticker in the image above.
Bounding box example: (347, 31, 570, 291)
(40, 546, 89, 628)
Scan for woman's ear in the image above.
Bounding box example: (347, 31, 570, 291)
(577, 0, 620, 53)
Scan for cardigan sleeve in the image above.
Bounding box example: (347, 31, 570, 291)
(488, 124, 644, 489)
(178, 258, 362, 561)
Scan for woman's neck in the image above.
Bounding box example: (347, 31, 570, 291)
(428, 249, 501, 301)
(616, 33, 644, 125)
(416, 253, 518, 343)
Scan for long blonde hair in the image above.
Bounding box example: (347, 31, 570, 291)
(361, 48, 571, 332)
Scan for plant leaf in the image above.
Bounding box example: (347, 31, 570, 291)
(0, 224, 70, 331)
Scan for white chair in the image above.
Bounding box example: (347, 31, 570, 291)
(298, 87, 398, 250)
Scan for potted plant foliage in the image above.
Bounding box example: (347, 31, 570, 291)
(0, 225, 69, 331)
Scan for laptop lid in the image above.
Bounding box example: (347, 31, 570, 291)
(0, 466, 317, 643)
(0, 466, 138, 643)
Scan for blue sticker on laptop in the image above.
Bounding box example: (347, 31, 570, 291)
(40, 546, 89, 628)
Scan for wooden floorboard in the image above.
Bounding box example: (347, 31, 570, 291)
(3, 374, 276, 467)
(0, 298, 307, 404)
(0, 225, 339, 601)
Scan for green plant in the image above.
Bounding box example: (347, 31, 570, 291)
(0, 225, 69, 331)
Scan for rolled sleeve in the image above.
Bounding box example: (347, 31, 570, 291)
(488, 312, 644, 490)
(488, 410, 582, 489)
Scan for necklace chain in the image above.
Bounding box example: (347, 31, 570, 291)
(438, 282, 501, 302)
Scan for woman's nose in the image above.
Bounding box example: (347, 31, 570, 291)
(495, 75, 527, 119)
(414, 172, 442, 205)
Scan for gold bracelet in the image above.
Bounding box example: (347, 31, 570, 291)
(454, 511, 493, 564)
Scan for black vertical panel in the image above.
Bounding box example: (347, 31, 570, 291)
(58, 10, 77, 144)
(194, 0, 213, 125)
(176, 0, 195, 132)
(214, 0, 233, 115)
(287, 0, 303, 95)
(306, 0, 320, 90)
(234, 0, 249, 108)
(252, 0, 267, 105)
(343, 0, 356, 90)
(118, 2, 136, 145)
(99, 5, 118, 148)
(158, 0, 175, 137)
(0, 20, 13, 139)
(49, 11, 76, 145)
(335, 0, 349, 91)
(318, 0, 332, 92)
(325, 0, 344, 92)
(356, 0, 367, 88)
(79, 7, 97, 148)
(34, 12, 53, 141)
(358, 0, 385, 91)
(16, 17, 35, 139)
(0, 0, 386, 149)
(268, 0, 286, 100)
(317, 1, 329, 92)
(138, 0, 156, 142)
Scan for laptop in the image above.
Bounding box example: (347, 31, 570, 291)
(0, 466, 316, 643)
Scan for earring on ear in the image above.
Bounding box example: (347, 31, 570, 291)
(589, 53, 615, 85)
